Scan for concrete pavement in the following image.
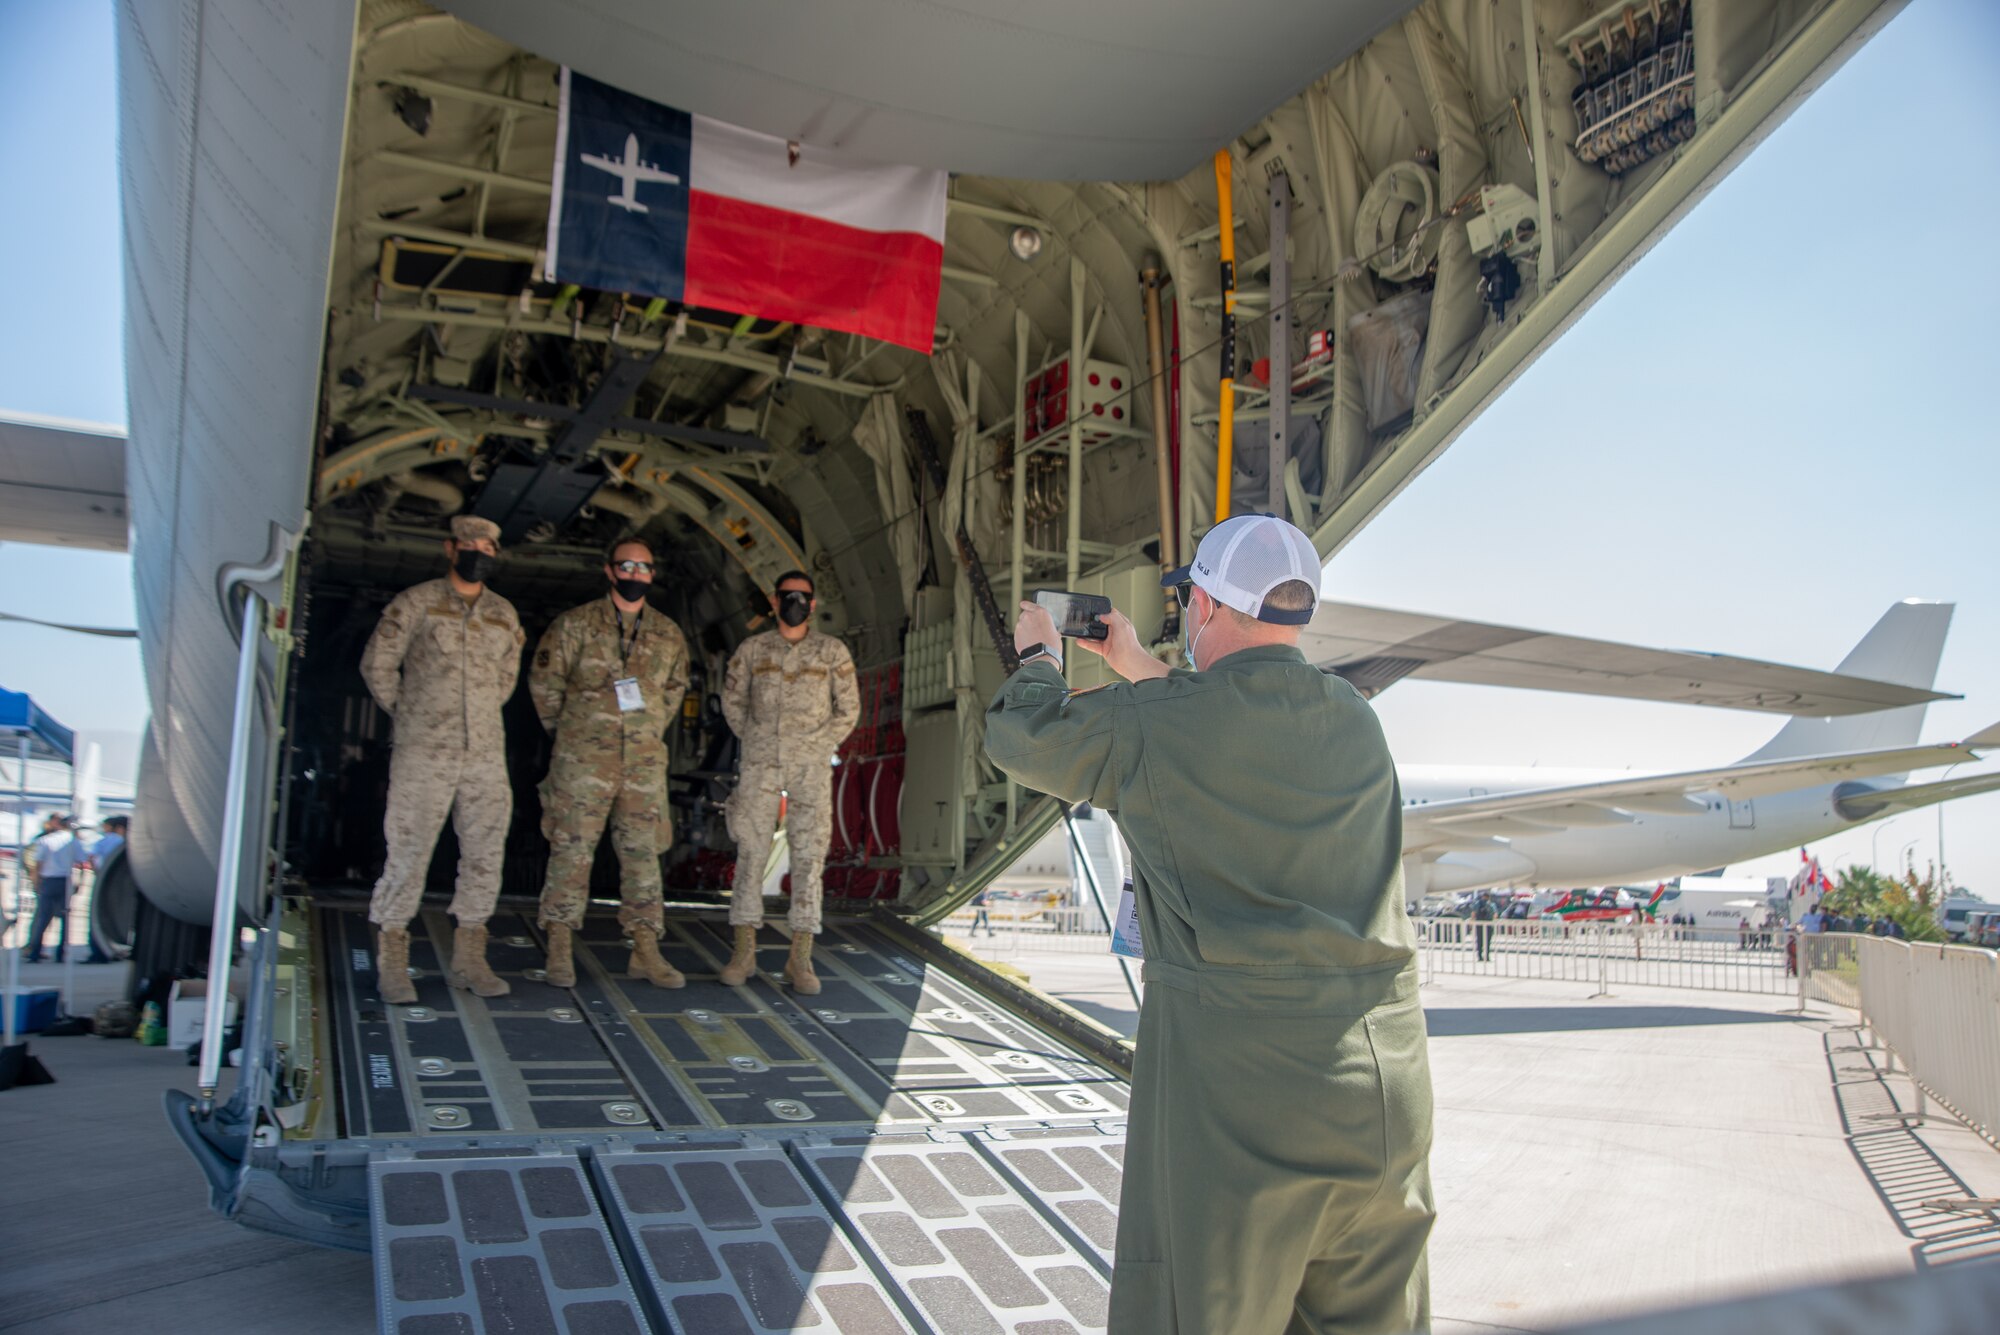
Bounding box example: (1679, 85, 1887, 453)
(952, 939, 2000, 1333)
(3, 949, 1996, 1332)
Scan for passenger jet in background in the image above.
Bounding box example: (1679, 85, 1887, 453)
(1302, 600, 1998, 895)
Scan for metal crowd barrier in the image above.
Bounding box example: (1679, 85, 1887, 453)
(941, 904, 1112, 957)
(1847, 933, 2000, 1152)
(1799, 932, 1860, 1009)
(1415, 919, 1797, 997)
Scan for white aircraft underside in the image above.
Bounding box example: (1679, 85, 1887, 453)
(1404, 768, 1892, 894)
(1393, 602, 2000, 895)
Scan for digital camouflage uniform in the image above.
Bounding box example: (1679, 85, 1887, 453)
(985, 645, 1434, 1335)
(360, 578, 525, 928)
(721, 629, 861, 934)
(531, 596, 689, 934)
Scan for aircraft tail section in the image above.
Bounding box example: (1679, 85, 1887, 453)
(1741, 601, 1953, 764)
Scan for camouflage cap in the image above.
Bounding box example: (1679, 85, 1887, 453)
(450, 515, 501, 546)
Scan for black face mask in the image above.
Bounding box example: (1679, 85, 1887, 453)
(777, 590, 812, 627)
(453, 549, 497, 585)
(612, 577, 650, 604)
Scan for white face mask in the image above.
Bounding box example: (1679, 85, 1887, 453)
(1183, 593, 1215, 670)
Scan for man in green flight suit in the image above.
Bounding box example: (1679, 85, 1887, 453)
(984, 514, 1434, 1335)
(531, 537, 691, 990)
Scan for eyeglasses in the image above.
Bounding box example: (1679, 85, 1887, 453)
(1174, 582, 1195, 610)
(611, 560, 655, 576)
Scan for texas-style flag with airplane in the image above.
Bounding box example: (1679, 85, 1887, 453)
(545, 70, 946, 353)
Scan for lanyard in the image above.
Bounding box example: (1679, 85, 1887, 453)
(612, 602, 644, 669)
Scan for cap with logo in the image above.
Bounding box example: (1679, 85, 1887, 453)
(450, 515, 502, 546)
(1160, 514, 1320, 625)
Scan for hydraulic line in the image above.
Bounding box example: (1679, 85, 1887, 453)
(1140, 254, 1179, 634)
(1213, 149, 1237, 524)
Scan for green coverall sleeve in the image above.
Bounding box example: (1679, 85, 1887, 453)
(982, 664, 1126, 812)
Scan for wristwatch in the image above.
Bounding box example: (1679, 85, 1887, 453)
(1016, 643, 1062, 670)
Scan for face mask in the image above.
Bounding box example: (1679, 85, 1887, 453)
(612, 577, 650, 603)
(777, 591, 812, 627)
(1183, 597, 1214, 671)
(453, 549, 497, 585)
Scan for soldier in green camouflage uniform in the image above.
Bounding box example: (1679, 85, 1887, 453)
(530, 538, 690, 989)
(360, 514, 522, 1004)
(717, 570, 861, 995)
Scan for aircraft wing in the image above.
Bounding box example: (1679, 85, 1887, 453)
(1834, 771, 2000, 822)
(1303, 600, 1954, 716)
(1405, 735, 1991, 852)
(0, 412, 128, 552)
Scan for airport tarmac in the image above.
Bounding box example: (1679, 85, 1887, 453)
(2, 950, 1996, 1334)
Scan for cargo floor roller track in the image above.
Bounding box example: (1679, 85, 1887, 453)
(321, 906, 1129, 1139)
(317, 904, 1131, 1332)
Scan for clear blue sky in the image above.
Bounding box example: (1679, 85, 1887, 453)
(0, 0, 140, 780)
(0, 0, 1995, 891)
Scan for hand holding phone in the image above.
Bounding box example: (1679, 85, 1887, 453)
(1034, 590, 1113, 641)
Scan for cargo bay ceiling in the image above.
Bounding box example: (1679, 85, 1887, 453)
(322, 0, 1899, 640)
(119, 0, 1904, 922)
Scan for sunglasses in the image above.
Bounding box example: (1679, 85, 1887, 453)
(1174, 582, 1195, 610)
(611, 560, 655, 576)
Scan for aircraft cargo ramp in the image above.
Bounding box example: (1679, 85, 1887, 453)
(299, 904, 1132, 1333)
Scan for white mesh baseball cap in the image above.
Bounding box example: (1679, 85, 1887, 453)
(1160, 514, 1321, 625)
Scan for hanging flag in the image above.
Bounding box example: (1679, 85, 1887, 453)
(546, 69, 946, 353)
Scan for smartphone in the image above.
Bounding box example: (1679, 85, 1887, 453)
(1034, 590, 1113, 641)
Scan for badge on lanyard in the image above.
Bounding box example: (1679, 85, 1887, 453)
(1110, 879, 1144, 960)
(612, 605, 645, 712)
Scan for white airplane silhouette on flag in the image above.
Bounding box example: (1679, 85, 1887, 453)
(580, 133, 681, 212)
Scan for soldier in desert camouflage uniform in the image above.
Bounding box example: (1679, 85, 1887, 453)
(360, 514, 523, 1004)
(718, 570, 861, 995)
(531, 537, 690, 989)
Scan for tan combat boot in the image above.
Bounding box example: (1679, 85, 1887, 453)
(718, 924, 760, 986)
(376, 927, 418, 1005)
(446, 923, 511, 998)
(783, 933, 821, 996)
(628, 925, 685, 989)
(543, 922, 576, 988)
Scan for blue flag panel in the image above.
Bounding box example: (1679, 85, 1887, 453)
(549, 71, 692, 300)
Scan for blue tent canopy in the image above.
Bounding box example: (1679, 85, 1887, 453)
(0, 688, 74, 765)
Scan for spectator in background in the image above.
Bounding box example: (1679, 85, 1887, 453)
(23, 813, 85, 964)
(970, 887, 993, 936)
(90, 814, 127, 866)
(1473, 892, 1498, 962)
(1800, 903, 1827, 933)
(82, 815, 129, 963)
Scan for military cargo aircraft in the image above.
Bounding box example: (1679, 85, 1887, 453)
(17, 0, 1954, 1327)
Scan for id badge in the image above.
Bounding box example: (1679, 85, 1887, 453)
(1110, 883, 1144, 960)
(613, 677, 644, 712)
